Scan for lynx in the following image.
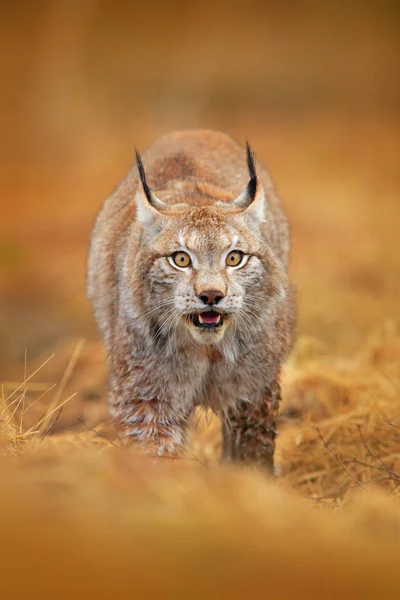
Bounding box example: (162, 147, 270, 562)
(87, 130, 295, 470)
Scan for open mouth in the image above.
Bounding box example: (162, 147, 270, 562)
(190, 311, 225, 329)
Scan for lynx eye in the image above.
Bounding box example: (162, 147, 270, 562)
(172, 251, 191, 268)
(226, 250, 243, 267)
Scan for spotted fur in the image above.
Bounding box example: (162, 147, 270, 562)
(87, 130, 295, 469)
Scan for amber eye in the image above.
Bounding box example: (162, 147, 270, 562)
(226, 250, 243, 267)
(172, 251, 191, 268)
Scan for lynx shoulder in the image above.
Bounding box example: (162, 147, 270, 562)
(87, 129, 295, 470)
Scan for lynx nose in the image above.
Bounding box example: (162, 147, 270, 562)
(199, 290, 224, 306)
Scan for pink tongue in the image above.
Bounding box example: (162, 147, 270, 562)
(201, 312, 220, 324)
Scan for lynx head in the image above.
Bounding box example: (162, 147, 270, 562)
(127, 145, 287, 349)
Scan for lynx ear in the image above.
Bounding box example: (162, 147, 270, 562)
(135, 149, 167, 224)
(233, 142, 265, 222)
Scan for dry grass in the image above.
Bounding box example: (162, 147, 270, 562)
(279, 324, 400, 500)
(1, 325, 400, 598)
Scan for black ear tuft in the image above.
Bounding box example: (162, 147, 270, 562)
(245, 141, 257, 202)
(135, 149, 152, 204)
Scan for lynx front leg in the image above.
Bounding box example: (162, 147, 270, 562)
(112, 395, 193, 457)
(222, 379, 281, 472)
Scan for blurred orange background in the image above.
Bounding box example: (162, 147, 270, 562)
(1, 9, 400, 596)
(1, 0, 399, 384)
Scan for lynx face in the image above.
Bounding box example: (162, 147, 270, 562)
(129, 147, 286, 348)
(141, 212, 271, 346)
